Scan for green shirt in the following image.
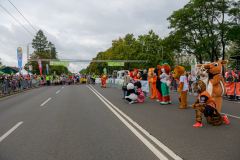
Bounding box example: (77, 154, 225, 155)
(46, 76, 50, 81)
(50, 76, 53, 80)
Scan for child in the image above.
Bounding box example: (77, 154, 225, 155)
(192, 80, 229, 127)
(134, 81, 145, 103)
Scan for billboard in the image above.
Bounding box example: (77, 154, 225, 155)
(50, 61, 69, 66)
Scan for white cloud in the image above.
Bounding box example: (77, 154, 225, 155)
(0, 0, 189, 73)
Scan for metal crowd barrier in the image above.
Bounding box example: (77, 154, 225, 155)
(0, 79, 41, 97)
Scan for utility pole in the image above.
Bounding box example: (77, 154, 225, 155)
(27, 43, 32, 75)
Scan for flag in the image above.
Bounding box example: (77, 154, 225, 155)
(46, 64, 49, 75)
(17, 47, 22, 75)
(38, 59, 42, 75)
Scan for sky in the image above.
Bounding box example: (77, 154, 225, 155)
(0, 0, 189, 73)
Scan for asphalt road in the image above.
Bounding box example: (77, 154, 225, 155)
(0, 84, 239, 160)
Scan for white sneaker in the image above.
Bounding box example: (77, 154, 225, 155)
(156, 100, 160, 102)
(129, 101, 134, 104)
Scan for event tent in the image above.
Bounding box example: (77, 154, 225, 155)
(16, 69, 33, 75)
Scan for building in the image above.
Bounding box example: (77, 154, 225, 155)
(0, 66, 18, 74)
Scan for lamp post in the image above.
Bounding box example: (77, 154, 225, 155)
(27, 43, 32, 74)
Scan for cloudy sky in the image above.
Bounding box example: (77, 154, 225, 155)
(0, 0, 189, 73)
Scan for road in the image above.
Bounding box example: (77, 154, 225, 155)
(0, 84, 239, 160)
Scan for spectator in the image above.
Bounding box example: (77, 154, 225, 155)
(192, 73, 197, 81)
(231, 70, 237, 79)
(226, 73, 235, 101)
(123, 71, 130, 99)
(140, 69, 148, 80)
(225, 68, 230, 79)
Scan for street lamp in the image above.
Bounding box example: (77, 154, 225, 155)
(27, 43, 32, 74)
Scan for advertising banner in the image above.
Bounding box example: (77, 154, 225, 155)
(95, 78, 101, 84)
(108, 62, 124, 66)
(225, 82, 235, 95)
(50, 61, 69, 66)
(191, 61, 195, 75)
(46, 64, 49, 75)
(17, 47, 23, 75)
(236, 83, 240, 96)
(115, 79, 124, 86)
(106, 78, 114, 84)
(38, 59, 42, 75)
(139, 80, 149, 92)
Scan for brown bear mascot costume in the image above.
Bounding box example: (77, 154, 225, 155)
(173, 66, 188, 109)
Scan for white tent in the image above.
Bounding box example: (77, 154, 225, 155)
(16, 69, 32, 75)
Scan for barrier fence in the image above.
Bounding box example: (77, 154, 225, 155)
(0, 79, 41, 97)
(1, 78, 239, 100)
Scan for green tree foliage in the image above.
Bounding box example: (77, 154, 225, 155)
(83, 31, 176, 74)
(226, 42, 240, 69)
(79, 68, 86, 75)
(228, 0, 240, 45)
(32, 30, 49, 52)
(0, 59, 6, 70)
(167, 0, 231, 63)
(24, 30, 68, 75)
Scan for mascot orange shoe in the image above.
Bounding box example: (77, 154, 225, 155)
(148, 68, 157, 99)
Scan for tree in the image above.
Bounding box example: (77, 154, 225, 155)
(225, 41, 240, 69)
(79, 68, 86, 75)
(0, 59, 6, 70)
(32, 30, 49, 52)
(228, 0, 240, 45)
(167, 0, 231, 62)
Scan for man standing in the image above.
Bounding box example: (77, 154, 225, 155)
(46, 75, 50, 86)
(92, 73, 96, 84)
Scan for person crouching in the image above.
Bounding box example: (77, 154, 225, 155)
(134, 81, 145, 103)
(192, 80, 229, 127)
(125, 83, 137, 104)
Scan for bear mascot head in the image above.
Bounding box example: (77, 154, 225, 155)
(173, 66, 185, 80)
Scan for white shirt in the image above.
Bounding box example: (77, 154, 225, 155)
(180, 75, 189, 91)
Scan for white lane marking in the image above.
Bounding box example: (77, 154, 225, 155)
(40, 98, 51, 106)
(0, 122, 23, 142)
(89, 85, 182, 160)
(221, 112, 240, 119)
(56, 90, 60, 94)
(87, 86, 169, 160)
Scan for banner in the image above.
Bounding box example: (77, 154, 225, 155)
(38, 59, 42, 75)
(225, 82, 235, 95)
(115, 79, 124, 86)
(29, 65, 33, 71)
(106, 78, 114, 84)
(17, 47, 23, 75)
(236, 83, 240, 96)
(50, 61, 69, 66)
(46, 64, 49, 75)
(108, 62, 124, 66)
(95, 78, 101, 84)
(139, 80, 149, 92)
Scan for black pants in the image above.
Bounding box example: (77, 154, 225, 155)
(47, 81, 50, 86)
(126, 98, 132, 102)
